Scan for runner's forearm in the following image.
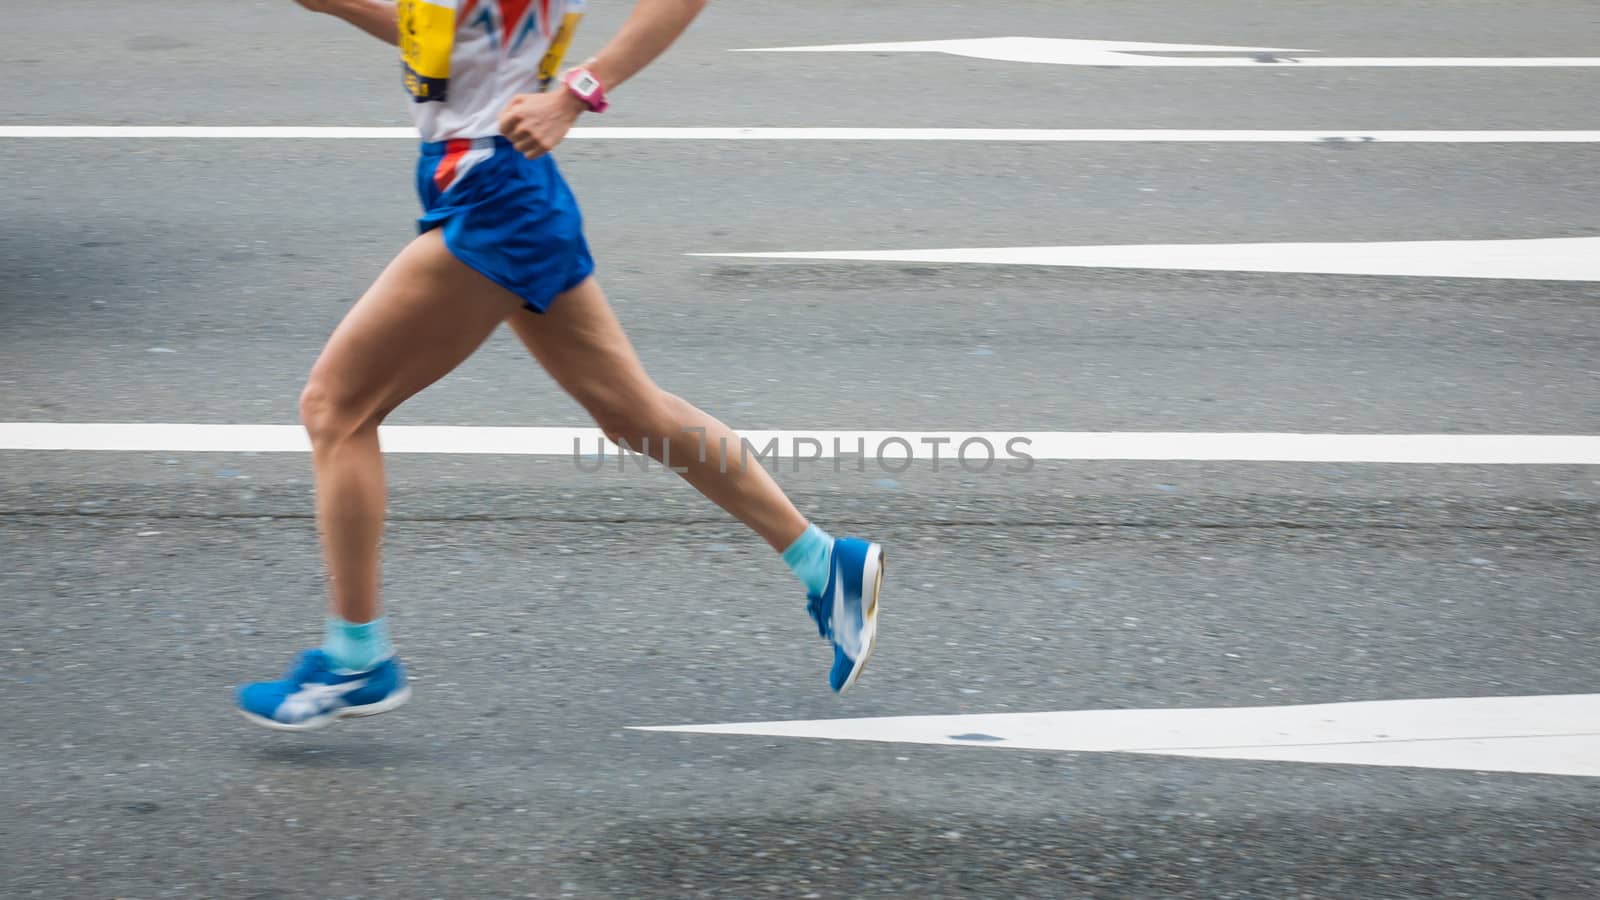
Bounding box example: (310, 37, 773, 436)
(582, 0, 707, 92)
(312, 0, 400, 45)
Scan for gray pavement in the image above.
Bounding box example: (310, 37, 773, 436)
(3, 2, 1599, 898)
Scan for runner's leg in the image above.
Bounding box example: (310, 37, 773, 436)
(300, 229, 522, 624)
(504, 276, 809, 551)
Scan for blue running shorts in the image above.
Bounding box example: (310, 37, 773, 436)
(416, 136, 595, 313)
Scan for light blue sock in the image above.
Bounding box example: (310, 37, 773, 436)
(782, 523, 835, 597)
(322, 616, 394, 672)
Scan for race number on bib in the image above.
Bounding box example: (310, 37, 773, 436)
(399, 0, 458, 103)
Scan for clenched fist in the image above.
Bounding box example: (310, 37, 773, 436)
(498, 89, 588, 160)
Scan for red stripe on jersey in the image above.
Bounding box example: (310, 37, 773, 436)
(459, 0, 480, 22)
(497, 0, 535, 48)
(432, 139, 472, 193)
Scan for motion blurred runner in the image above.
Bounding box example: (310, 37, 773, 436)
(237, 0, 883, 730)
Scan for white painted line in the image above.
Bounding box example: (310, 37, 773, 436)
(2, 424, 1598, 464)
(633, 694, 1600, 778)
(0, 126, 419, 139)
(741, 36, 1600, 68)
(3, 126, 1600, 143)
(698, 236, 1600, 282)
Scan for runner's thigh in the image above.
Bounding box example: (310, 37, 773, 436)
(306, 229, 525, 422)
(504, 276, 656, 411)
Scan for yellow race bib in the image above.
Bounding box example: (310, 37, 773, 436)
(399, 0, 458, 103)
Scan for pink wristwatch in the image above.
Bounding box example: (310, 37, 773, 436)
(562, 67, 609, 113)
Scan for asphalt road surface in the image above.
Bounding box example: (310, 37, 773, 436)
(3, 2, 1598, 898)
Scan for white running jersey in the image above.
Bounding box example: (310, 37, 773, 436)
(399, 0, 587, 142)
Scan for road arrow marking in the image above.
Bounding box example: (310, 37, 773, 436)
(738, 36, 1600, 68)
(697, 236, 1600, 282)
(634, 694, 1600, 778)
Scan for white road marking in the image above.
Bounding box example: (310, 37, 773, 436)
(1, 424, 1597, 464)
(633, 694, 1600, 778)
(740, 36, 1600, 68)
(0, 126, 422, 139)
(698, 236, 1600, 282)
(3, 126, 1600, 143)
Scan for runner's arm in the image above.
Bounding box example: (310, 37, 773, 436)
(580, 0, 709, 92)
(500, 0, 707, 157)
(295, 0, 400, 46)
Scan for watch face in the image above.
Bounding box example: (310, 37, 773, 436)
(573, 74, 599, 96)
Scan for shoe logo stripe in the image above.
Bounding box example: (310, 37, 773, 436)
(277, 678, 370, 722)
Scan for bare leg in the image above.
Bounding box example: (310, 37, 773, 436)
(506, 277, 810, 551)
(300, 230, 521, 622)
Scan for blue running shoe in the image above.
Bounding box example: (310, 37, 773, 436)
(805, 537, 884, 693)
(236, 649, 410, 731)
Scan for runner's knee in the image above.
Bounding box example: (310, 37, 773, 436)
(299, 380, 377, 449)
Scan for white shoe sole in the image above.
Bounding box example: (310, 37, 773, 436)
(836, 544, 883, 694)
(237, 685, 413, 733)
